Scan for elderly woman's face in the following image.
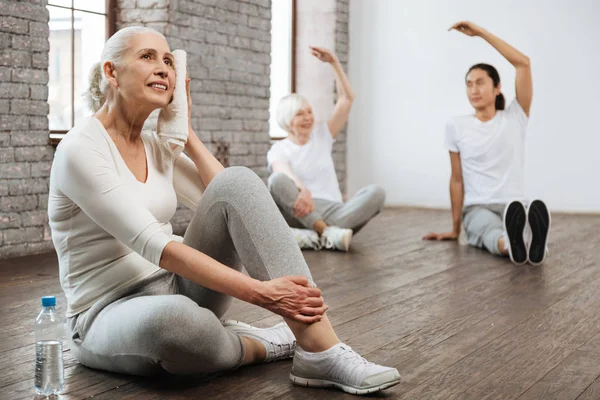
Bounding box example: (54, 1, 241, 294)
(289, 105, 314, 143)
(114, 32, 176, 111)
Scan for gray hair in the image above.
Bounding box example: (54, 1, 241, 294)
(85, 26, 167, 112)
(276, 93, 312, 133)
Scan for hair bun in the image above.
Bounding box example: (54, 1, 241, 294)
(85, 62, 106, 112)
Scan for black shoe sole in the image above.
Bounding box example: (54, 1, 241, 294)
(528, 199, 550, 265)
(504, 201, 527, 265)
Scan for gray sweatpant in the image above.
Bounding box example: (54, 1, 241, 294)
(267, 172, 385, 234)
(462, 203, 507, 256)
(67, 167, 314, 376)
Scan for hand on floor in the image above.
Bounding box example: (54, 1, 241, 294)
(423, 231, 459, 241)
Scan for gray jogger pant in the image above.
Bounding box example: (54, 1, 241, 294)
(462, 203, 507, 256)
(267, 172, 385, 234)
(67, 167, 314, 377)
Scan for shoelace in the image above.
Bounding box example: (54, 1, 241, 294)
(321, 229, 341, 249)
(339, 346, 374, 366)
(269, 340, 297, 362)
(327, 345, 375, 383)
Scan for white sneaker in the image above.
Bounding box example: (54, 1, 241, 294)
(320, 226, 353, 252)
(290, 343, 401, 395)
(291, 228, 322, 250)
(222, 320, 296, 362)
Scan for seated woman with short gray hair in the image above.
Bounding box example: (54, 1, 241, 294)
(267, 47, 386, 252)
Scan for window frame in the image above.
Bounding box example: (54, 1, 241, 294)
(269, 0, 297, 142)
(48, 0, 116, 146)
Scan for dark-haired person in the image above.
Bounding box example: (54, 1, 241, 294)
(423, 21, 550, 266)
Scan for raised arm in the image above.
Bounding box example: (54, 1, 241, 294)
(423, 151, 464, 241)
(449, 21, 532, 115)
(309, 46, 355, 139)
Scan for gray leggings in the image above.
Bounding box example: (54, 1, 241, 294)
(462, 203, 507, 256)
(67, 167, 314, 376)
(267, 172, 385, 233)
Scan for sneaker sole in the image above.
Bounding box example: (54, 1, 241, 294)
(289, 372, 401, 395)
(527, 199, 550, 266)
(503, 200, 528, 265)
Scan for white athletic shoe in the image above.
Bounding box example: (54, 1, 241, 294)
(291, 228, 322, 250)
(320, 226, 353, 252)
(290, 343, 401, 395)
(222, 320, 296, 362)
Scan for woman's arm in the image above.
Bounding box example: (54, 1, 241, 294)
(160, 241, 325, 323)
(271, 160, 305, 190)
(57, 132, 324, 324)
(184, 130, 224, 188)
(310, 47, 355, 139)
(450, 22, 532, 115)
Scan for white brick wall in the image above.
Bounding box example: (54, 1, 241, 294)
(117, 0, 272, 234)
(0, 0, 53, 259)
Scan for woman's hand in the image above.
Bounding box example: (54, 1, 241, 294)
(448, 21, 484, 37)
(310, 46, 338, 64)
(254, 276, 327, 323)
(422, 231, 459, 241)
(293, 188, 314, 218)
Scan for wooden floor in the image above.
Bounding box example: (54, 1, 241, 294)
(1, 208, 600, 400)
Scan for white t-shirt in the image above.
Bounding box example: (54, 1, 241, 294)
(49, 117, 204, 316)
(267, 122, 343, 203)
(444, 99, 529, 207)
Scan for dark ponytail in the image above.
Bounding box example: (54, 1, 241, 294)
(495, 92, 505, 110)
(466, 63, 505, 110)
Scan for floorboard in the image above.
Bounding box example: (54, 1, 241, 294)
(0, 208, 598, 400)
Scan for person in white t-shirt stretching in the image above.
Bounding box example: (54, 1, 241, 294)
(267, 47, 386, 252)
(424, 21, 551, 266)
(48, 27, 401, 395)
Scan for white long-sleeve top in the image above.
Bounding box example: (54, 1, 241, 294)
(49, 117, 203, 317)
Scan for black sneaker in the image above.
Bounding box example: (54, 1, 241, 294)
(527, 199, 550, 266)
(503, 201, 528, 265)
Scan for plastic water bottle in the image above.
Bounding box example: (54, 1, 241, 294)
(34, 296, 64, 396)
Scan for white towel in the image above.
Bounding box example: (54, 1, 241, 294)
(157, 49, 188, 156)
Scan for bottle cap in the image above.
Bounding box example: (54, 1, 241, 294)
(41, 296, 56, 307)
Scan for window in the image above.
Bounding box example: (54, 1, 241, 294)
(48, 1, 115, 144)
(269, 0, 295, 139)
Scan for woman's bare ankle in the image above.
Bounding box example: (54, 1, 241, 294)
(313, 220, 328, 235)
(241, 336, 266, 365)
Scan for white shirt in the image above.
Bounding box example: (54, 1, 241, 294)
(267, 122, 343, 203)
(48, 117, 204, 316)
(444, 99, 529, 207)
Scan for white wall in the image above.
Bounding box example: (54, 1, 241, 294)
(347, 0, 600, 213)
